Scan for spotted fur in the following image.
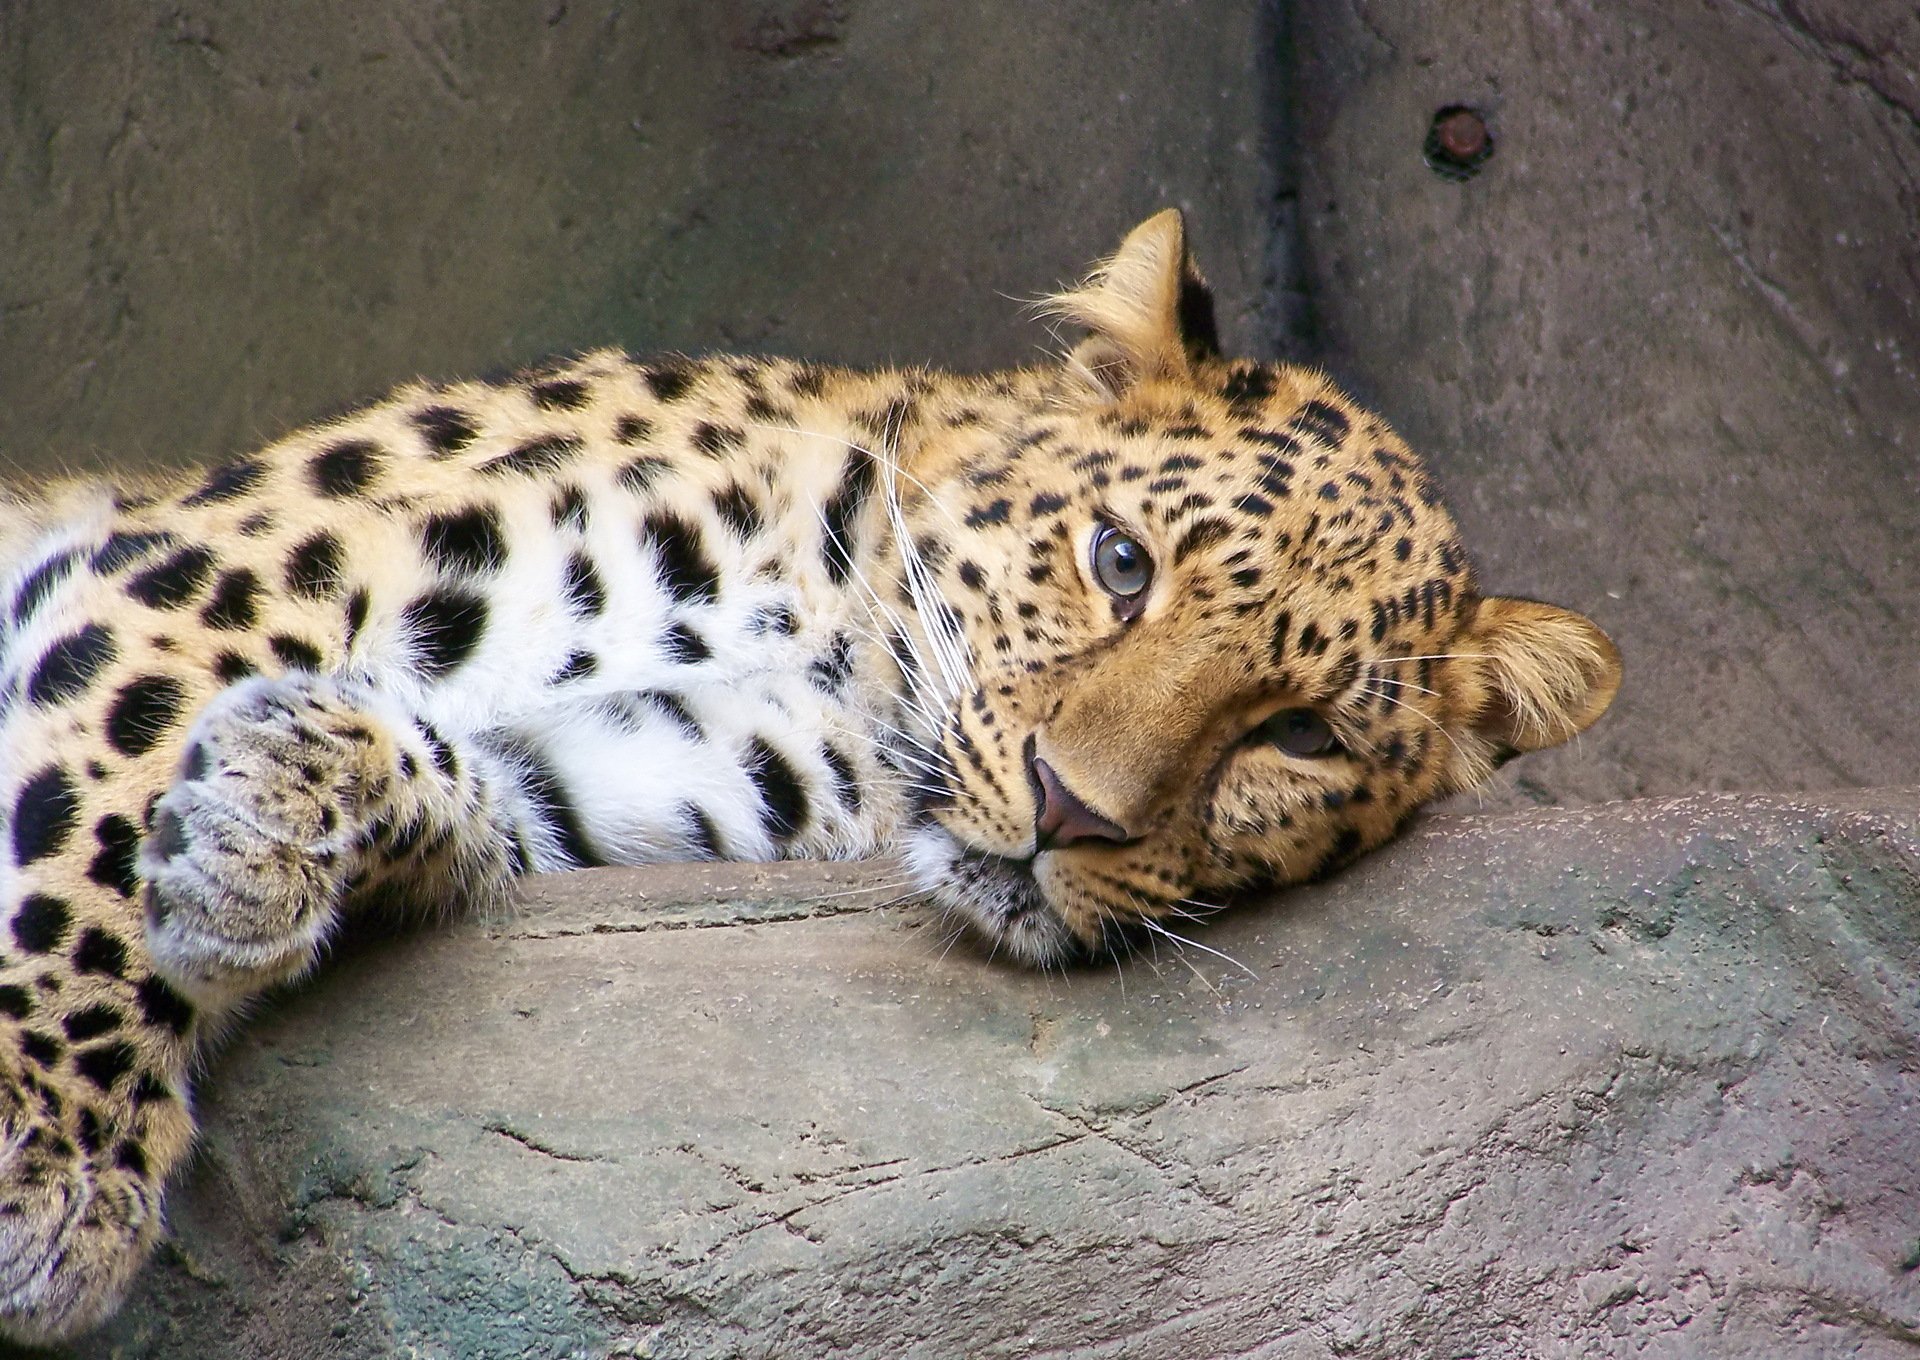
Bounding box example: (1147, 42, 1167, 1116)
(0, 212, 1619, 1341)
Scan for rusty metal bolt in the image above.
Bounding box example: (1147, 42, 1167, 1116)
(1425, 105, 1494, 181)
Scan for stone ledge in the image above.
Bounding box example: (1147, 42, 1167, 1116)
(71, 789, 1920, 1358)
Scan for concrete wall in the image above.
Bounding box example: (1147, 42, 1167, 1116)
(1292, 1, 1920, 803)
(0, 0, 1287, 476)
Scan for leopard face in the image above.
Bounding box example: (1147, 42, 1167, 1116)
(892, 213, 1620, 964)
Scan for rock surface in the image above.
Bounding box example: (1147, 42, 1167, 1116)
(63, 789, 1920, 1359)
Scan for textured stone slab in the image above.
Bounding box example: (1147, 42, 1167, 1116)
(68, 790, 1920, 1359)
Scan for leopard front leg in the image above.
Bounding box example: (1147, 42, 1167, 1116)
(139, 673, 515, 1011)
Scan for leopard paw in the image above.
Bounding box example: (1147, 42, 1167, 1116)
(0, 1073, 182, 1346)
(139, 674, 391, 1007)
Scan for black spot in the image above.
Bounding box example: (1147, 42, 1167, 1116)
(682, 803, 723, 859)
(13, 767, 78, 865)
(285, 532, 344, 599)
(821, 454, 879, 586)
(617, 456, 671, 494)
(62, 1005, 122, 1043)
(809, 631, 854, 692)
(1174, 518, 1231, 564)
(1269, 609, 1294, 665)
(613, 415, 653, 445)
(1232, 493, 1275, 517)
(1242, 427, 1301, 459)
(635, 690, 702, 740)
(344, 590, 371, 648)
(0, 985, 30, 1019)
(744, 737, 808, 844)
(1222, 365, 1276, 411)
(644, 361, 695, 403)
(12, 892, 71, 953)
(1028, 492, 1069, 518)
(660, 621, 711, 664)
(115, 1140, 149, 1176)
(530, 378, 589, 411)
(310, 439, 382, 498)
(957, 560, 986, 590)
(28, 623, 116, 705)
(11, 550, 78, 626)
(643, 514, 721, 606)
(483, 433, 582, 477)
(551, 485, 590, 530)
(270, 635, 325, 671)
(136, 975, 194, 1035)
(714, 484, 764, 539)
(413, 405, 479, 457)
(1293, 399, 1351, 448)
(421, 506, 507, 575)
(497, 738, 605, 869)
(105, 676, 185, 757)
(74, 1040, 137, 1091)
(822, 744, 860, 813)
(127, 546, 216, 609)
(72, 926, 129, 977)
(238, 511, 273, 537)
(562, 552, 606, 617)
(420, 722, 457, 777)
(214, 651, 256, 683)
(73, 1105, 106, 1155)
(181, 458, 266, 506)
(552, 650, 596, 684)
(690, 422, 744, 457)
(965, 499, 1012, 528)
(743, 393, 788, 423)
(89, 531, 173, 576)
(401, 588, 489, 677)
(200, 569, 260, 630)
(20, 1031, 61, 1067)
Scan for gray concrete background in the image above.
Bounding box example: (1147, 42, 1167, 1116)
(1293, 0, 1920, 806)
(0, 0, 1285, 475)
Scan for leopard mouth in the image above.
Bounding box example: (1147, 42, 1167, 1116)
(899, 821, 1080, 967)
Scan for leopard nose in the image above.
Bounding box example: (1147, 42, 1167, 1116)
(1030, 755, 1132, 852)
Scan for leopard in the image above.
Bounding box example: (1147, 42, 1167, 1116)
(0, 211, 1620, 1342)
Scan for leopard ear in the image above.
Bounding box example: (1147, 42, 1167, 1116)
(1047, 209, 1219, 399)
(1442, 595, 1623, 790)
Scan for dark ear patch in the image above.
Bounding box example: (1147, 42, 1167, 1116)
(1177, 265, 1221, 360)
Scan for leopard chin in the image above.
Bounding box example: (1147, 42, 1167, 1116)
(900, 820, 1159, 967)
(899, 821, 1081, 967)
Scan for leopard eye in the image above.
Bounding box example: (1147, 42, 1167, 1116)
(1258, 707, 1343, 758)
(1091, 525, 1153, 601)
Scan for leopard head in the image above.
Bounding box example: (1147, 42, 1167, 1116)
(892, 211, 1621, 965)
